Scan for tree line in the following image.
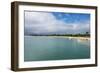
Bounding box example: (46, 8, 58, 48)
(28, 32, 90, 37)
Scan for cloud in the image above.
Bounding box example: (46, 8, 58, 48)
(24, 11, 90, 35)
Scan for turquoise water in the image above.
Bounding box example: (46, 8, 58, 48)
(24, 36, 90, 61)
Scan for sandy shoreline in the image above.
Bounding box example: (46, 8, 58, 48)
(26, 36, 90, 40)
(45, 36, 90, 40)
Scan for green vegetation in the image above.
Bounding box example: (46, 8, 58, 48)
(29, 32, 90, 37)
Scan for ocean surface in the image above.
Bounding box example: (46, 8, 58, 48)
(24, 36, 90, 61)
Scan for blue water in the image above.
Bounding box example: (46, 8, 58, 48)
(24, 36, 90, 61)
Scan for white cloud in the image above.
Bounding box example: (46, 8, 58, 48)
(24, 11, 90, 35)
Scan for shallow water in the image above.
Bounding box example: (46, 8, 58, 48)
(24, 36, 90, 61)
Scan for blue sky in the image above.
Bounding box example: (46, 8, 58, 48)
(24, 11, 90, 35)
(52, 12, 90, 24)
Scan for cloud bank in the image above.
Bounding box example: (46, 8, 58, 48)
(24, 11, 90, 35)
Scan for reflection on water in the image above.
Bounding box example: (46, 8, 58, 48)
(24, 36, 90, 62)
(76, 39, 90, 46)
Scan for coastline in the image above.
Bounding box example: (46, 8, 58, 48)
(41, 36, 90, 40)
(26, 36, 90, 40)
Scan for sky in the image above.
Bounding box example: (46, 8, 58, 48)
(24, 11, 90, 35)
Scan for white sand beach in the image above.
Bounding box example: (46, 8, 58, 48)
(46, 36, 90, 40)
